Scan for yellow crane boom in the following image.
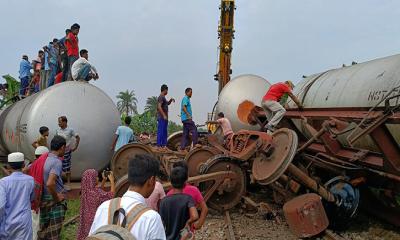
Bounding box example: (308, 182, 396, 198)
(214, 0, 235, 94)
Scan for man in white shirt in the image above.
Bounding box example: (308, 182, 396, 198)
(89, 154, 166, 240)
(71, 49, 99, 81)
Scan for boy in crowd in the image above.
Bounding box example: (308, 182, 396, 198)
(90, 154, 166, 240)
(0, 152, 35, 240)
(160, 166, 198, 240)
(56, 116, 80, 190)
(32, 126, 49, 148)
(111, 116, 134, 152)
(145, 179, 165, 211)
(168, 162, 208, 231)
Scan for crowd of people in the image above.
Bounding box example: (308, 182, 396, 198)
(16, 23, 99, 98)
(0, 73, 301, 240)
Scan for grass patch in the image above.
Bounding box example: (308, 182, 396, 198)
(61, 199, 80, 240)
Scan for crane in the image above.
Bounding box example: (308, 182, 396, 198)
(214, 0, 235, 94)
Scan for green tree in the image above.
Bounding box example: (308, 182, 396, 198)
(144, 96, 158, 117)
(117, 90, 138, 115)
(168, 120, 183, 135)
(131, 111, 157, 135)
(0, 75, 20, 109)
(130, 111, 182, 136)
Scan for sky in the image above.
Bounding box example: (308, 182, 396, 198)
(1, 0, 399, 123)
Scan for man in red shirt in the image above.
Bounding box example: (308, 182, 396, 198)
(261, 80, 303, 133)
(65, 23, 80, 81)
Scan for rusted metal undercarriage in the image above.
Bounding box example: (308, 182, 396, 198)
(112, 100, 400, 233)
(248, 102, 400, 228)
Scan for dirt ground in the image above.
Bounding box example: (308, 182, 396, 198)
(193, 187, 400, 240)
(195, 210, 400, 240)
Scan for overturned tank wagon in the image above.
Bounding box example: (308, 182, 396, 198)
(235, 54, 400, 228)
(0, 81, 120, 180)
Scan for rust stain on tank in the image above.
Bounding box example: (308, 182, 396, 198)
(237, 100, 255, 124)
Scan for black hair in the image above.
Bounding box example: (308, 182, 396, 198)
(170, 166, 187, 189)
(39, 126, 49, 135)
(124, 116, 132, 125)
(218, 112, 224, 118)
(50, 135, 66, 151)
(185, 88, 192, 94)
(59, 116, 68, 123)
(128, 154, 160, 186)
(80, 49, 88, 56)
(161, 84, 168, 92)
(52, 38, 58, 43)
(71, 23, 80, 30)
(9, 162, 24, 170)
(65, 29, 71, 34)
(38, 50, 44, 54)
(172, 161, 189, 180)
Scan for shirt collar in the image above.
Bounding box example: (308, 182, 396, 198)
(10, 171, 23, 176)
(123, 190, 146, 204)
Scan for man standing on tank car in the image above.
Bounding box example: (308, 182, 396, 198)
(157, 84, 175, 151)
(261, 80, 303, 134)
(180, 87, 200, 151)
(56, 116, 80, 190)
(19, 55, 32, 97)
(65, 23, 80, 81)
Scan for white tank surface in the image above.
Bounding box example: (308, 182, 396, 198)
(290, 54, 400, 150)
(217, 74, 271, 131)
(0, 81, 120, 180)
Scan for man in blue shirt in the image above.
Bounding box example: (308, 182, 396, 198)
(111, 116, 134, 152)
(0, 152, 35, 240)
(18, 55, 32, 96)
(180, 87, 199, 151)
(46, 39, 59, 87)
(37, 136, 67, 240)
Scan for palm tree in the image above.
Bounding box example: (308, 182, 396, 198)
(116, 90, 138, 115)
(144, 96, 158, 117)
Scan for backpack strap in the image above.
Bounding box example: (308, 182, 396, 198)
(108, 198, 122, 225)
(125, 203, 151, 230)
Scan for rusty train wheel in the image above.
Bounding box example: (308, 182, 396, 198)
(200, 155, 246, 211)
(111, 143, 154, 180)
(185, 147, 220, 177)
(114, 174, 129, 197)
(167, 131, 183, 151)
(253, 128, 298, 185)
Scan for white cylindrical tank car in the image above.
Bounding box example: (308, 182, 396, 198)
(0, 82, 120, 180)
(217, 74, 271, 131)
(289, 54, 400, 150)
(217, 54, 400, 151)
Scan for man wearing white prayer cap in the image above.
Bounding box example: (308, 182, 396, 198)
(0, 152, 35, 240)
(35, 146, 49, 158)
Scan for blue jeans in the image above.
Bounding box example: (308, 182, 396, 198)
(67, 56, 78, 80)
(61, 55, 69, 82)
(180, 119, 198, 150)
(157, 118, 168, 147)
(19, 76, 29, 95)
(76, 64, 91, 81)
(47, 63, 57, 87)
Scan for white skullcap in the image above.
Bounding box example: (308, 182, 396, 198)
(8, 152, 24, 163)
(35, 146, 49, 155)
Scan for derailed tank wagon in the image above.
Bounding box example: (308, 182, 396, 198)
(113, 55, 400, 232)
